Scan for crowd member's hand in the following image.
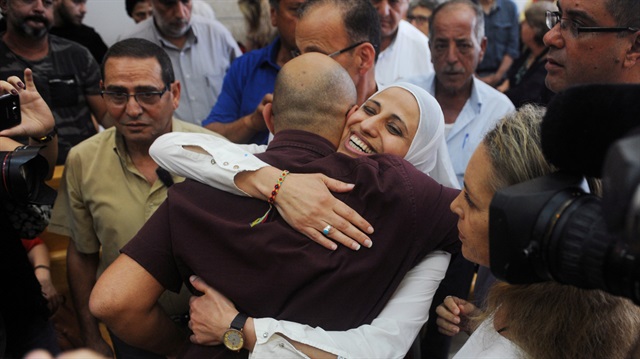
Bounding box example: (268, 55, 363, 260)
(0, 68, 54, 138)
(34, 270, 64, 313)
(245, 93, 272, 132)
(188, 275, 238, 346)
(25, 348, 109, 359)
(274, 173, 374, 251)
(435, 295, 479, 336)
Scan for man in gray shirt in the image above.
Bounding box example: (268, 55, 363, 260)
(122, 0, 242, 125)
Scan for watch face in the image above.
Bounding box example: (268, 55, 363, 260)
(223, 329, 244, 351)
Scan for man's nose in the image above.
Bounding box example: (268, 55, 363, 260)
(543, 23, 563, 49)
(375, 0, 390, 17)
(125, 95, 144, 118)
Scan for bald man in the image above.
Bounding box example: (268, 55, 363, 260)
(90, 52, 459, 358)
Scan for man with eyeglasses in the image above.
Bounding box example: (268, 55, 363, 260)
(0, 0, 109, 164)
(121, 0, 241, 126)
(201, 0, 305, 146)
(48, 38, 217, 359)
(543, 0, 640, 93)
(295, 0, 380, 106)
(406, 0, 437, 37)
(371, 0, 434, 86)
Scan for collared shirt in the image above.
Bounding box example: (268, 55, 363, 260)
(0, 34, 101, 164)
(375, 20, 434, 87)
(129, 130, 460, 358)
(453, 314, 521, 358)
(149, 132, 453, 358)
(48, 118, 215, 315)
(409, 73, 515, 186)
(122, 15, 242, 125)
(202, 37, 282, 145)
(475, 0, 520, 74)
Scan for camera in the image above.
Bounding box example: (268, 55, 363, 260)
(488, 84, 640, 304)
(0, 93, 21, 131)
(0, 93, 55, 206)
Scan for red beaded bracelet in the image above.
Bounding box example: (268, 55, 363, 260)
(251, 170, 290, 227)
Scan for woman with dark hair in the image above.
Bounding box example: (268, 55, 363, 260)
(497, 2, 556, 107)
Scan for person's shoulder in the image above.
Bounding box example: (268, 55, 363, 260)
(48, 34, 92, 54)
(120, 18, 155, 40)
(66, 129, 115, 161)
(171, 117, 217, 134)
(191, 15, 233, 36)
(474, 78, 515, 108)
(406, 72, 435, 91)
(399, 20, 429, 44)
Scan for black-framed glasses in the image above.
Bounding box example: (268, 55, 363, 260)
(328, 41, 367, 58)
(291, 41, 367, 59)
(101, 85, 170, 107)
(546, 10, 639, 34)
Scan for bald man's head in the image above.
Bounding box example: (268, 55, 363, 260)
(270, 53, 357, 145)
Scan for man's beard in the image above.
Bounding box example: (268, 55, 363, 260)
(12, 15, 51, 39)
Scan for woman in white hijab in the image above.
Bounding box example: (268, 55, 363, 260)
(149, 82, 457, 358)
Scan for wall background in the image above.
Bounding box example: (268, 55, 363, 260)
(85, 0, 530, 48)
(84, 0, 245, 47)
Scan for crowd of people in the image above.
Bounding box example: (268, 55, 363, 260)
(1, 0, 640, 358)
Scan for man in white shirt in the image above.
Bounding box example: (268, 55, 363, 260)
(372, 0, 434, 86)
(121, 0, 242, 125)
(408, 1, 514, 356)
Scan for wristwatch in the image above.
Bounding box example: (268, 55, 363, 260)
(222, 312, 248, 351)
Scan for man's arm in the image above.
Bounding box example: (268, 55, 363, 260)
(188, 251, 451, 359)
(66, 241, 113, 357)
(90, 254, 188, 357)
(149, 132, 374, 250)
(204, 93, 272, 143)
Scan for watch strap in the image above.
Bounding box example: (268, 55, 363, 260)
(230, 312, 248, 331)
(31, 127, 58, 144)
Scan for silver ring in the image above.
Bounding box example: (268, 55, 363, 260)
(322, 225, 332, 236)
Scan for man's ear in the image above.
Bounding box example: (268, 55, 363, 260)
(478, 36, 488, 63)
(263, 102, 275, 134)
(171, 80, 181, 110)
(270, 5, 277, 27)
(623, 30, 640, 68)
(357, 42, 376, 74)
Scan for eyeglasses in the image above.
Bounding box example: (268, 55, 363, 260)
(546, 10, 639, 34)
(101, 86, 170, 107)
(291, 41, 367, 58)
(371, 0, 408, 11)
(328, 41, 367, 58)
(407, 15, 430, 25)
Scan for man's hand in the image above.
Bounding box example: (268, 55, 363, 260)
(0, 68, 54, 138)
(275, 173, 374, 251)
(244, 93, 272, 132)
(435, 295, 479, 336)
(188, 276, 239, 346)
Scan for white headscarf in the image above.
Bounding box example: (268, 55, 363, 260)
(376, 82, 460, 189)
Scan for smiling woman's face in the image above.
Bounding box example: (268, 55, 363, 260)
(449, 143, 494, 267)
(337, 87, 419, 158)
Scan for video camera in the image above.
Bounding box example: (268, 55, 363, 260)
(0, 94, 56, 205)
(488, 84, 640, 304)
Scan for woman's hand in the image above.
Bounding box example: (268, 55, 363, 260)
(435, 295, 479, 336)
(188, 275, 240, 346)
(274, 172, 374, 251)
(0, 68, 54, 139)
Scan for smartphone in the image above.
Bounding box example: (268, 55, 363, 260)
(0, 93, 21, 131)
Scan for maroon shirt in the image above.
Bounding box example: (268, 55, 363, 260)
(123, 130, 460, 358)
